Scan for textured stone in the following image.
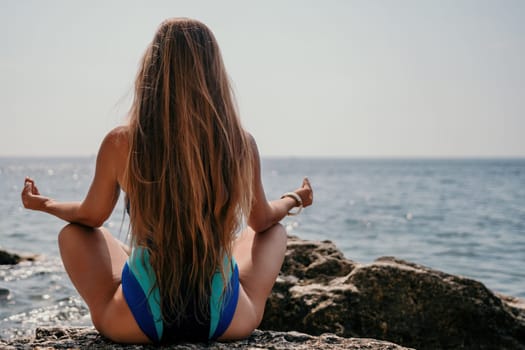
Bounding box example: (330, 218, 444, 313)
(260, 236, 525, 350)
(0, 249, 37, 265)
(0, 249, 22, 265)
(0, 327, 411, 349)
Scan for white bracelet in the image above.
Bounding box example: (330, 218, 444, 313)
(281, 192, 303, 216)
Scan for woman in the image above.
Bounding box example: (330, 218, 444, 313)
(21, 18, 313, 344)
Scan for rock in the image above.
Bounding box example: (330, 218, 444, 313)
(260, 236, 525, 350)
(0, 288, 10, 300)
(0, 249, 37, 265)
(0, 327, 411, 349)
(0, 250, 21, 265)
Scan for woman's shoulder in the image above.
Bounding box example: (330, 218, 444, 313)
(106, 125, 130, 143)
(100, 125, 130, 153)
(243, 130, 260, 159)
(243, 130, 257, 149)
(96, 125, 130, 180)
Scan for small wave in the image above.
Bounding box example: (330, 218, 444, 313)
(0, 258, 62, 283)
(433, 248, 481, 258)
(0, 296, 90, 340)
(285, 221, 300, 234)
(436, 231, 473, 239)
(440, 178, 457, 185)
(343, 217, 361, 226)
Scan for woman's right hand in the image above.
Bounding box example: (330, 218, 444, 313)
(21, 177, 51, 211)
(294, 177, 313, 208)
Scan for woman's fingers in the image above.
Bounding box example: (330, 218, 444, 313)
(23, 180, 32, 194)
(23, 177, 40, 195)
(295, 177, 313, 207)
(21, 179, 48, 210)
(21, 182, 31, 208)
(21, 178, 38, 209)
(302, 177, 311, 190)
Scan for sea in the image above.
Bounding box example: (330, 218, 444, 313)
(1, 157, 524, 340)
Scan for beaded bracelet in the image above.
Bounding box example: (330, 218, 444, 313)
(281, 192, 303, 216)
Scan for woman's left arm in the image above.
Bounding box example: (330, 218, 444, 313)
(21, 129, 124, 228)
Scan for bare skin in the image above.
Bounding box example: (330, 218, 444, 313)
(21, 126, 313, 343)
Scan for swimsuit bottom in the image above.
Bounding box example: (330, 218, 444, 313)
(121, 247, 240, 343)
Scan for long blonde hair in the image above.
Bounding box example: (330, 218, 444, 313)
(125, 18, 253, 324)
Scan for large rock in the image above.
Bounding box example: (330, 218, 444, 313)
(0, 327, 411, 349)
(260, 236, 525, 350)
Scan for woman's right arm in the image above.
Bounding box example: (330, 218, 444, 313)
(21, 127, 125, 227)
(246, 134, 313, 233)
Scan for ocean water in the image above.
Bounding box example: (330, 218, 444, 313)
(1, 157, 524, 340)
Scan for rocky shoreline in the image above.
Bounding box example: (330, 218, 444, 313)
(0, 327, 411, 350)
(1, 236, 524, 349)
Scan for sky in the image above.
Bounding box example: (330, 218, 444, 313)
(1, 0, 524, 158)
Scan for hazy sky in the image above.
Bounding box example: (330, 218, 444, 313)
(1, 0, 524, 157)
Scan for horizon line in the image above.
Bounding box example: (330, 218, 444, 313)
(1, 154, 524, 161)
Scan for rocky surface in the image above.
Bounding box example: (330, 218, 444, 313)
(260, 236, 525, 350)
(0, 249, 37, 265)
(2, 236, 525, 349)
(0, 327, 411, 349)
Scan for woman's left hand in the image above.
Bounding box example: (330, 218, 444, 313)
(294, 177, 313, 208)
(21, 177, 51, 211)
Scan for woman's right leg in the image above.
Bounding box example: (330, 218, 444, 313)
(58, 223, 149, 343)
(220, 223, 287, 339)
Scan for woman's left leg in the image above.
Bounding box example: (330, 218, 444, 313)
(58, 223, 149, 343)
